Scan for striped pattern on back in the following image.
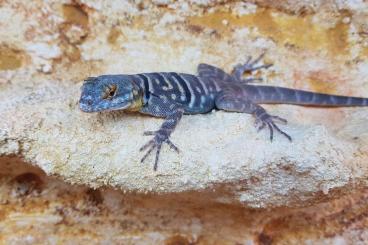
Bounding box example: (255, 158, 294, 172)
(132, 72, 220, 113)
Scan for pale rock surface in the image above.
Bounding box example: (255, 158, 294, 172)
(1, 80, 367, 208)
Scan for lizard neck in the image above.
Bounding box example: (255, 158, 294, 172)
(127, 79, 145, 112)
(126, 96, 144, 112)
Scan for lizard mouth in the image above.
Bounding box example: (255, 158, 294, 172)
(79, 100, 132, 113)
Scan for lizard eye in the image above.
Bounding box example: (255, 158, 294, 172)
(102, 84, 117, 99)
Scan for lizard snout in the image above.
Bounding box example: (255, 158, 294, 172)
(86, 99, 93, 106)
(79, 98, 95, 112)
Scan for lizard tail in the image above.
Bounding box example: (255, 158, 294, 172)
(246, 85, 368, 107)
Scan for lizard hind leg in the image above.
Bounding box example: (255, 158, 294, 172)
(215, 92, 292, 142)
(232, 52, 273, 83)
(253, 108, 291, 141)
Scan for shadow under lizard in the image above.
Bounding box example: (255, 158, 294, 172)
(79, 54, 368, 171)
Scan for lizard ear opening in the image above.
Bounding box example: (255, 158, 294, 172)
(131, 79, 144, 99)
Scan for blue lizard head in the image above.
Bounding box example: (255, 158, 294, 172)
(79, 75, 143, 112)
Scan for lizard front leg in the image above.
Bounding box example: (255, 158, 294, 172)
(139, 97, 184, 171)
(215, 91, 292, 141)
(197, 53, 272, 85)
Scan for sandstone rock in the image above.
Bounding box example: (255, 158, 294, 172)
(1, 79, 367, 208)
(0, 157, 367, 244)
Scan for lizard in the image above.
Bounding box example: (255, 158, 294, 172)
(79, 53, 368, 171)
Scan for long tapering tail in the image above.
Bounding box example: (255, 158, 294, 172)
(245, 85, 368, 106)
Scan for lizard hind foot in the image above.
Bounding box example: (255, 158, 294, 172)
(140, 130, 180, 171)
(254, 112, 292, 142)
(232, 52, 273, 82)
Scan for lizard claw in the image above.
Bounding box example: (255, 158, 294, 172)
(140, 130, 179, 171)
(254, 111, 292, 142)
(245, 52, 273, 71)
(232, 52, 273, 83)
(270, 115, 287, 125)
(165, 139, 179, 153)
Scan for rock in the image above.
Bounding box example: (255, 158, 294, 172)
(0, 157, 367, 244)
(1, 79, 368, 208)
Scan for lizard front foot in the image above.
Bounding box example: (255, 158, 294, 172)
(254, 109, 292, 142)
(140, 130, 179, 171)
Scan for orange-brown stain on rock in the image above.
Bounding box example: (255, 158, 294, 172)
(107, 28, 122, 45)
(61, 43, 81, 61)
(259, 216, 323, 244)
(0, 46, 24, 70)
(305, 70, 339, 94)
(130, 15, 155, 32)
(361, 32, 368, 57)
(59, 4, 89, 62)
(62, 4, 88, 27)
(164, 234, 192, 245)
(107, 27, 127, 49)
(363, 46, 368, 57)
(188, 8, 350, 56)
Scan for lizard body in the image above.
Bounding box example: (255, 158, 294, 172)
(79, 54, 368, 170)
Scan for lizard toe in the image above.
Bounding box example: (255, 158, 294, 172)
(254, 112, 292, 142)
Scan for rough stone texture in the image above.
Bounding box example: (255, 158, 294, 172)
(0, 0, 368, 243)
(1, 80, 368, 209)
(0, 157, 368, 244)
